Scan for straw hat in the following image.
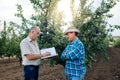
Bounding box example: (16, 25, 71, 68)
(64, 27, 80, 34)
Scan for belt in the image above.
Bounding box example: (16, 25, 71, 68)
(24, 65, 39, 68)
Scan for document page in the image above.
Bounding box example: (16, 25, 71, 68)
(40, 47, 58, 59)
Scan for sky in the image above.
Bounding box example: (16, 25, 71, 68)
(93, 0, 120, 36)
(0, 0, 120, 36)
(0, 0, 33, 24)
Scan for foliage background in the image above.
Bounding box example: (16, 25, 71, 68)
(0, 0, 120, 68)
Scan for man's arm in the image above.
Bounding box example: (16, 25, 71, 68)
(25, 52, 50, 60)
(20, 40, 50, 60)
(65, 44, 84, 60)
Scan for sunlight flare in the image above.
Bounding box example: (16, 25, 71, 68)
(57, 0, 72, 22)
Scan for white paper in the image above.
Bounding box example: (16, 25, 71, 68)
(40, 47, 58, 59)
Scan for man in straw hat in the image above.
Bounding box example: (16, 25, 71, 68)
(61, 27, 86, 80)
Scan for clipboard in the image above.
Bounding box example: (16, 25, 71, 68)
(40, 47, 58, 59)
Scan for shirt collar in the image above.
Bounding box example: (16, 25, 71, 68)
(69, 37, 78, 44)
(27, 36, 32, 42)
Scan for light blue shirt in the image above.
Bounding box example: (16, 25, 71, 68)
(61, 38, 86, 76)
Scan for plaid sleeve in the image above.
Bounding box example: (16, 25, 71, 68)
(61, 52, 65, 61)
(60, 48, 66, 61)
(66, 43, 84, 60)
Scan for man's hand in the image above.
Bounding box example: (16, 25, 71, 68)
(42, 51, 51, 57)
(53, 53, 58, 58)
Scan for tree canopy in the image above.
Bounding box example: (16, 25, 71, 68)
(0, 0, 120, 68)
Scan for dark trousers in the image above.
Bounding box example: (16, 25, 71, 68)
(24, 65, 39, 80)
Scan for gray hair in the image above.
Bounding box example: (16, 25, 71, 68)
(29, 26, 38, 33)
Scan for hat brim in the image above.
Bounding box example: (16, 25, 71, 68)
(64, 29, 80, 34)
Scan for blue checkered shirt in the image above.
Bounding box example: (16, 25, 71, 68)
(61, 38, 86, 76)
